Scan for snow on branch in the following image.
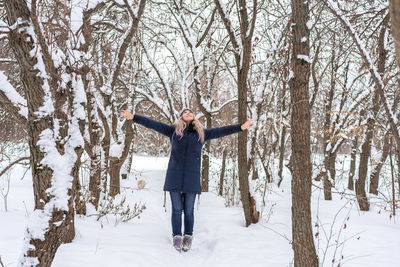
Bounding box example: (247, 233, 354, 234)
(0, 71, 28, 119)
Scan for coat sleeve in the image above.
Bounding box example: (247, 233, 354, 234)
(132, 114, 174, 138)
(204, 124, 243, 141)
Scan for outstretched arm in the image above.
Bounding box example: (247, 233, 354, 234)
(120, 109, 174, 138)
(204, 118, 253, 141)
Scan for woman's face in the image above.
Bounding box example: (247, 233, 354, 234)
(181, 109, 194, 123)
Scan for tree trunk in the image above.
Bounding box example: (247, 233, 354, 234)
(289, 0, 319, 266)
(122, 141, 135, 180)
(5, 1, 82, 265)
(397, 148, 400, 200)
(219, 149, 227, 196)
(348, 136, 358, 190)
(322, 41, 338, 200)
(201, 116, 212, 192)
(369, 132, 390, 194)
(356, 117, 373, 211)
(323, 152, 336, 200)
(73, 147, 86, 215)
(109, 120, 134, 196)
(278, 125, 287, 187)
(389, 0, 400, 68)
(109, 157, 122, 196)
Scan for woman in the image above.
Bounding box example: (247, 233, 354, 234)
(120, 108, 253, 252)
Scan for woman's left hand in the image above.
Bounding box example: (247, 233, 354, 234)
(241, 118, 253, 131)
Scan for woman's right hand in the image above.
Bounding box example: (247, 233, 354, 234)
(120, 109, 134, 120)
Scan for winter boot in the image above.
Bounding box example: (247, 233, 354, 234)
(182, 234, 193, 252)
(173, 235, 183, 252)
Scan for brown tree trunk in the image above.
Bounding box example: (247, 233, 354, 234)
(219, 149, 228, 196)
(86, 89, 102, 207)
(369, 132, 390, 194)
(397, 148, 400, 200)
(73, 147, 86, 215)
(109, 122, 134, 196)
(348, 136, 358, 190)
(322, 42, 338, 200)
(356, 117, 373, 211)
(98, 105, 111, 193)
(389, 137, 397, 215)
(289, 0, 319, 266)
(201, 116, 212, 192)
(5, 1, 83, 265)
(109, 157, 122, 196)
(389, 0, 400, 68)
(323, 152, 336, 200)
(278, 125, 287, 187)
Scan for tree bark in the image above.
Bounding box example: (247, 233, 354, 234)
(219, 148, 228, 196)
(201, 116, 212, 192)
(389, 0, 400, 68)
(322, 43, 338, 200)
(356, 117, 373, 211)
(397, 148, 400, 200)
(289, 0, 319, 266)
(5, 1, 83, 265)
(109, 120, 134, 196)
(278, 125, 287, 187)
(323, 152, 336, 200)
(348, 136, 358, 190)
(369, 132, 390, 194)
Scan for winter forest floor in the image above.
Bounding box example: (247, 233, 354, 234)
(1, 155, 399, 267)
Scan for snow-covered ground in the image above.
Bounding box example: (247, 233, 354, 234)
(1, 155, 399, 267)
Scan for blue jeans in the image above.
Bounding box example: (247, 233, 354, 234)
(169, 191, 196, 236)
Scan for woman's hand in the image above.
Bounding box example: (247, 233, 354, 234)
(120, 109, 134, 120)
(241, 118, 253, 131)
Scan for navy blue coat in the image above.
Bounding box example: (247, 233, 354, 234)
(132, 114, 243, 194)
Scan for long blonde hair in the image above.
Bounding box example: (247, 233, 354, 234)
(173, 117, 205, 143)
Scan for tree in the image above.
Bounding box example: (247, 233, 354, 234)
(214, 0, 259, 226)
(2, 0, 93, 264)
(289, 0, 319, 266)
(389, 0, 400, 67)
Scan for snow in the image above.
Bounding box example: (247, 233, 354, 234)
(288, 70, 294, 81)
(296, 54, 311, 63)
(306, 20, 312, 30)
(1, 155, 400, 267)
(0, 71, 28, 118)
(109, 139, 124, 158)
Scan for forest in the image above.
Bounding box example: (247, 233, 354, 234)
(0, 0, 399, 266)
